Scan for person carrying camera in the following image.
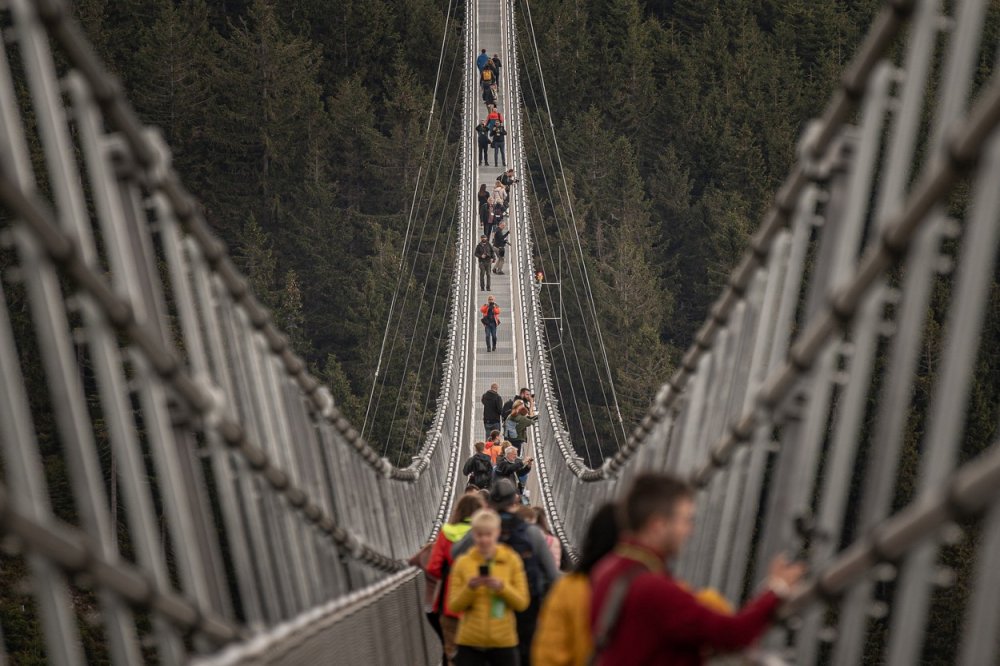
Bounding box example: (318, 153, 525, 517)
(449, 508, 530, 666)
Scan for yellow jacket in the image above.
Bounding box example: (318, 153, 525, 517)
(448, 544, 530, 648)
(531, 572, 592, 666)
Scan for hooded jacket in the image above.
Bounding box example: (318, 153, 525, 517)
(476, 52, 490, 71)
(426, 520, 474, 618)
(482, 389, 504, 422)
(449, 543, 530, 648)
(463, 452, 494, 489)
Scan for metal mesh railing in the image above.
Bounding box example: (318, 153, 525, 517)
(0, 0, 474, 661)
(524, 0, 1000, 660)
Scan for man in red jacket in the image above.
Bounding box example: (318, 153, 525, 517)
(589, 473, 805, 665)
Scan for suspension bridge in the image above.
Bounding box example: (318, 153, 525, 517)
(1, 0, 999, 663)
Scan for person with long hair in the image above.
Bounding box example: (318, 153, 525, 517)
(533, 507, 562, 568)
(428, 494, 487, 665)
(531, 504, 619, 666)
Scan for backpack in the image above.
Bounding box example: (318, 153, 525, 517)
(501, 398, 514, 421)
(505, 417, 518, 440)
(481, 302, 496, 327)
(482, 68, 493, 82)
(465, 454, 492, 489)
(500, 513, 545, 599)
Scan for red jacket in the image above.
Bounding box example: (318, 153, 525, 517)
(589, 541, 779, 665)
(480, 303, 501, 325)
(426, 522, 473, 618)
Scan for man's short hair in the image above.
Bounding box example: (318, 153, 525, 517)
(504, 446, 516, 457)
(519, 387, 529, 395)
(470, 508, 501, 532)
(474, 441, 485, 453)
(622, 473, 694, 532)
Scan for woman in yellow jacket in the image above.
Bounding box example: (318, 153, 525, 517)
(449, 509, 530, 666)
(531, 503, 618, 666)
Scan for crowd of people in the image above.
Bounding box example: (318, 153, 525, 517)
(413, 471, 806, 666)
(408, 43, 806, 666)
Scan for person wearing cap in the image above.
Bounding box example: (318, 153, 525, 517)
(475, 235, 496, 291)
(453, 479, 560, 666)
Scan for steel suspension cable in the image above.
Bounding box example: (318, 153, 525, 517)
(520, 124, 600, 464)
(515, 24, 623, 454)
(361, 0, 459, 441)
(519, 0, 628, 446)
(386, 147, 463, 460)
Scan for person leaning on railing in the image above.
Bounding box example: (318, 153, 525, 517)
(588, 473, 806, 666)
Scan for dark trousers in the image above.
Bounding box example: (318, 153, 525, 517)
(515, 598, 541, 666)
(484, 220, 496, 240)
(479, 261, 492, 290)
(455, 646, 519, 666)
(494, 143, 506, 167)
(478, 143, 489, 165)
(484, 421, 501, 439)
(484, 323, 497, 351)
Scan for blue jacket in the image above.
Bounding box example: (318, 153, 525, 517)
(477, 52, 490, 71)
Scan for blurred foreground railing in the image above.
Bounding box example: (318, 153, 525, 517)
(0, 0, 474, 662)
(529, 0, 1000, 661)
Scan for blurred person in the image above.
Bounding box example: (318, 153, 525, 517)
(429, 494, 488, 665)
(532, 503, 620, 666)
(588, 474, 806, 665)
(533, 507, 561, 567)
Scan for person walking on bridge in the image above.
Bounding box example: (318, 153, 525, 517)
(449, 508, 530, 666)
(588, 473, 806, 665)
(491, 53, 503, 87)
(428, 493, 486, 666)
(482, 383, 504, 439)
(480, 295, 500, 353)
(464, 441, 495, 491)
(477, 48, 490, 73)
(453, 479, 560, 666)
(476, 236, 496, 291)
(477, 120, 491, 167)
(492, 222, 509, 275)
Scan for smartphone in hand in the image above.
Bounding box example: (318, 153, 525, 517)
(478, 564, 490, 578)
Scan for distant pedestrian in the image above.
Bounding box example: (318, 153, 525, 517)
(482, 383, 504, 439)
(481, 63, 496, 91)
(483, 84, 497, 108)
(589, 474, 806, 665)
(493, 179, 508, 214)
(427, 493, 487, 666)
(495, 446, 533, 495)
(533, 507, 561, 569)
(463, 441, 495, 490)
(487, 105, 503, 131)
(475, 236, 496, 291)
(476, 48, 490, 72)
(507, 401, 539, 456)
(476, 120, 491, 166)
(480, 295, 500, 352)
(491, 121, 507, 168)
(502, 388, 534, 423)
(485, 430, 504, 466)
(492, 54, 503, 86)
(448, 508, 530, 666)
(492, 222, 509, 275)
(531, 503, 620, 666)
